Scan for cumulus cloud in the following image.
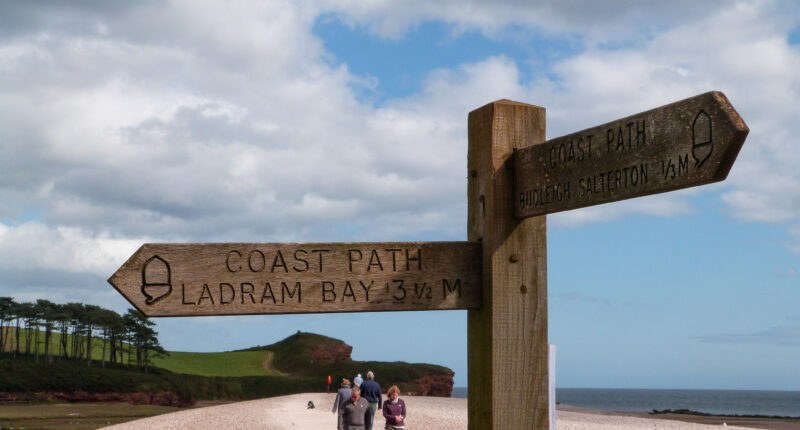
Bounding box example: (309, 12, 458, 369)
(0, 221, 147, 307)
(317, 0, 737, 42)
(1, 0, 799, 309)
(523, 2, 800, 233)
(0, 1, 519, 306)
(0, 0, 469, 245)
(0, 222, 142, 275)
(551, 192, 696, 228)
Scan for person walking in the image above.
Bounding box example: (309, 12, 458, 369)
(382, 385, 406, 429)
(338, 386, 370, 430)
(354, 373, 363, 387)
(359, 370, 382, 430)
(332, 379, 352, 415)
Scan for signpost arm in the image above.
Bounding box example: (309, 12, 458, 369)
(468, 100, 549, 429)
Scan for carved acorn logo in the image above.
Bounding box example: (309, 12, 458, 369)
(141, 255, 172, 305)
(692, 110, 713, 168)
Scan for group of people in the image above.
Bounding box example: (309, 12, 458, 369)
(331, 371, 407, 430)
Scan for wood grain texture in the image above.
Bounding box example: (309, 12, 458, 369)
(467, 100, 549, 429)
(513, 91, 749, 217)
(108, 242, 481, 316)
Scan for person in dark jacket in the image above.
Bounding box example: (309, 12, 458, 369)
(332, 379, 352, 414)
(382, 385, 406, 429)
(338, 385, 370, 430)
(359, 370, 382, 430)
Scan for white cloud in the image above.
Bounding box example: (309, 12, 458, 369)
(0, 2, 514, 304)
(551, 192, 696, 228)
(1, 0, 799, 308)
(0, 222, 145, 276)
(518, 2, 800, 231)
(317, 0, 738, 42)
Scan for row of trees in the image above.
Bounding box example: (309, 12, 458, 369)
(0, 297, 166, 371)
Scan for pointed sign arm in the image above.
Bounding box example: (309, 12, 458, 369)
(513, 91, 749, 218)
(109, 241, 482, 317)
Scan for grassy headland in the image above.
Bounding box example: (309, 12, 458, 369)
(151, 350, 281, 377)
(1, 331, 454, 405)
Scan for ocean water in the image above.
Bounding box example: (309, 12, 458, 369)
(450, 387, 800, 417)
(452, 387, 467, 398)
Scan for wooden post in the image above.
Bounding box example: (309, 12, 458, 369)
(467, 100, 548, 429)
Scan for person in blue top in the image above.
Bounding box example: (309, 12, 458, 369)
(359, 370, 383, 430)
(354, 373, 363, 387)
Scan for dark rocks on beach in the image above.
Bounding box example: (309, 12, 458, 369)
(651, 409, 800, 420)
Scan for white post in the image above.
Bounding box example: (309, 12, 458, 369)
(549, 344, 556, 430)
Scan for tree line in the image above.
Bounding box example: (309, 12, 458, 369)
(0, 297, 166, 371)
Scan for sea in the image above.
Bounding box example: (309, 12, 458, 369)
(450, 387, 800, 417)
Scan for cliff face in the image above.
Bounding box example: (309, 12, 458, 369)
(405, 373, 455, 397)
(275, 332, 455, 397)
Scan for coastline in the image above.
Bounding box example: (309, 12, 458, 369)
(557, 404, 799, 430)
(101, 393, 798, 429)
(552, 387, 800, 418)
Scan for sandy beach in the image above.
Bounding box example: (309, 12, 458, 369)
(100, 393, 789, 429)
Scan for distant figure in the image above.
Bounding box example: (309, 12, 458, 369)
(359, 370, 382, 430)
(338, 385, 370, 430)
(354, 373, 363, 387)
(307, 400, 315, 409)
(382, 385, 406, 430)
(328, 374, 332, 394)
(332, 379, 352, 415)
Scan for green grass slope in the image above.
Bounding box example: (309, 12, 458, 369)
(238, 331, 343, 373)
(0, 353, 318, 404)
(151, 350, 282, 377)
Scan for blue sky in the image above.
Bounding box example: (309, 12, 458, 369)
(0, 1, 799, 390)
(314, 18, 580, 103)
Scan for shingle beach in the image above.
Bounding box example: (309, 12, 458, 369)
(102, 393, 757, 429)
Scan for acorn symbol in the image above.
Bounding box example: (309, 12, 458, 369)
(141, 255, 172, 305)
(692, 110, 713, 168)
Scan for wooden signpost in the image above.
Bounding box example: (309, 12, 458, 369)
(109, 90, 748, 430)
(514, 91, 748, 217)
(467, 99, 549, 429)
(109, 242, 481, 316)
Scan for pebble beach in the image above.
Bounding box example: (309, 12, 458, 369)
(101, 393, 768, 429)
